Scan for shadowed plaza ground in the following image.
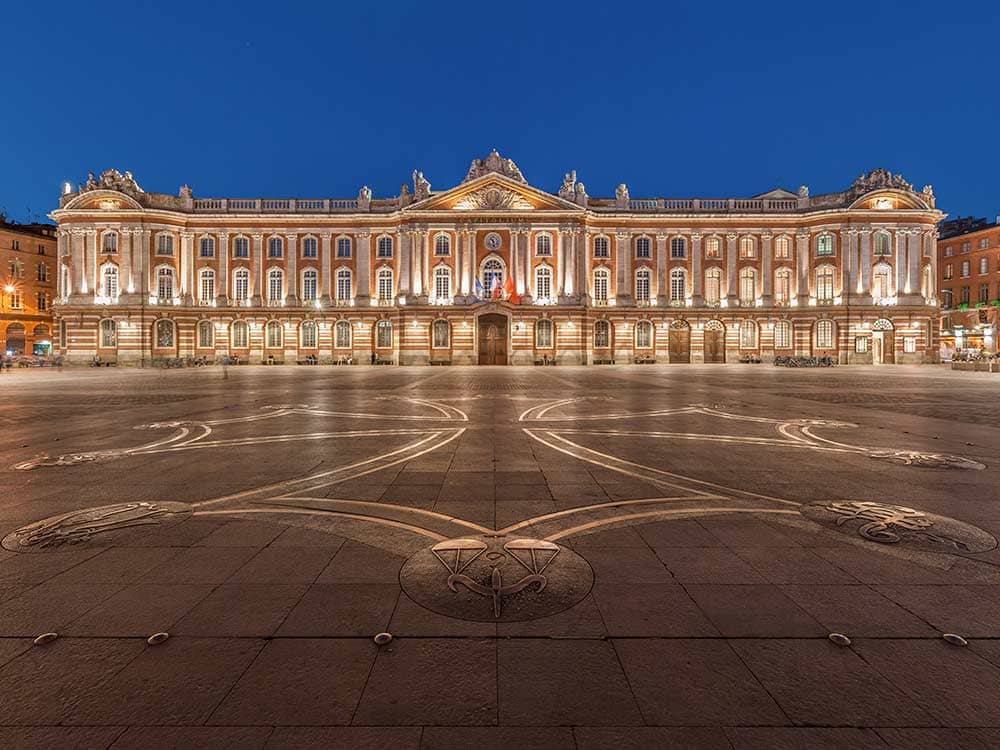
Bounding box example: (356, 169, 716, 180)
(2, 364, 1000, 749)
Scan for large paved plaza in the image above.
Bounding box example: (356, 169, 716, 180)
(2, 364, 1000, 748)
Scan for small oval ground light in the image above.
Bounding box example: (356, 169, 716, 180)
(373, 632, 393, 646)
(943, 633, 968, 647)
(828, 633, 851, 646)
(147, 632, 170, 646)
(33, 632, 58, 646)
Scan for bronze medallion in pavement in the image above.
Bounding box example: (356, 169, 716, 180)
(400, 535, 594, 622)
(801, 501, 997, 554)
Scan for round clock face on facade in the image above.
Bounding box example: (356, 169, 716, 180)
(484, 232, 502, 250)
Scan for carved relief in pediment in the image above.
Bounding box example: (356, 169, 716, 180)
(454, 186, 534, 211)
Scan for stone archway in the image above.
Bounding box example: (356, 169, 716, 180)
(872, 318, 894, 365)
(703, 320, 725, 363)
(668, 320, 690, 363)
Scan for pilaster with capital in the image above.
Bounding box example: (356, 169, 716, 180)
(555, 228, 567, 298)
(859, 227, 872, 300)
(119, 228, 134, 300)
(725, 232, 738, 303)
(217, 232, 230, 305)
(251, 233, 263, 305)
(655, 233, 667, 306)
(842, 229, 856, 302)
(615, 230, 631, 304)
(760, 231, 773, 304)
(285, 234, 299, 305)
(575, 228, 588, 304)
(795, 231, 810, 304)
(690, 233, 704, 305)
(320, 233, 332, 304)
(399, 229, 412, 300)
(894, 229, 905, 297)
(421, 229, 431, 303)
(560, 225, 577, 300)
(135, 229, 150, 298)
(924, 228, 938, 301)
(517, 228, 532, 304)
(356, 231, 372, 304)
(180, 232, 194, 304)
(86, 229, 99, 298)
(69, 229, 85, 298)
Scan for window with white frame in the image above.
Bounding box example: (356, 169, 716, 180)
(594, 320, 610, 348)
(635, 268, 651, 302)
(302, 237, 318, 258)
(199, 269, 215, 301)
(816, 234, 834, 256)
(775, 268, 791, 305)
(265, 320, 282, 348)
(739, 320, 757, 348)
(960, 260, 970, 277)
(156, 267, 174, 299)
(102, 232, 118, 254)
(635, 320, 653, 348)
(300, 321, 317, 348)
(903, 336, 916, 353)
(434, 266, 451, 301)
(234, 237, 249, 258)
(99, 319, 117, 348)
(377, 267, 393, 301)
(37, 263, 48, 282)
(873, 231, 891, 256)
(101, 264, 119, 299)
(594, 236, 609, 258)
(336, 268, 352, 302)
(432, 319, 450, 349)
(943, 263, 953, 280)
(199, 237, 215, 258)
(334, 320, 351, 349)
(980, 257, 989, 274)
(156, 234, 174, 255)
(302, 269, 318, 301)
(233, 268, 249, 301)
(670, 268, 685, 302)
(267, 268, 283, 301)
(593, 268, 609, 302)
(197, 320, 214, 348)
(376, 320, 392, 348)
(377, 236, 393, 258)
(774, 236, 791, 259)
(535, 266, 552, 301)
(155, 318, 175, 347)
(815, 266, 835, 302)
(739, 236, 755, 259)
(705, 268, 722, 305)
(337, 237, 352, 258)
(435, 235, 450, 256)
(231, 321, 249, 348)
(535, 234, 552, 256)
(774, 320, 792, 349)
(815, 319, 835, 349)
(9, 289, 21, 309)
(739, 267, 756, 305)
(670, 237, 686, 259)
(268, 237, 283, 258)
(705, 237, 721, 258)
(635, 237, 651, 258)
(535, 318, 553, 348)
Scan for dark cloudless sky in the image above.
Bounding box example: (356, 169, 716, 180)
(3, 0, 998, 223)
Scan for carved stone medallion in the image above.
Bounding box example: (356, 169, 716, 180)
(801, 501, 997, 555)
(399, 535, 594, 622)
(2, 502, 194, 553)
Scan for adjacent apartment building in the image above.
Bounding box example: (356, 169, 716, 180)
(49, 153, 942, 365)
(0, 218, 57, 356)
(938, 216, 1000, 355)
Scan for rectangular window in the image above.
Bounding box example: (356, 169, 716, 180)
(435, 271, 451, 301)
(774, 236, 790, 259)
(234, 237, 249, 258)
(980, 257, 988, 275)
(37, 263, 48, 281)
(944, 246, 953, 257)
(200, 274, 215, 301)
(961, 242, 970, 253)
(38, 244, 45, 255)
(302, 273, 317, 301)
(337, 272, 351, 301)
(337, 237, 351, 258)
(10, 290, 22, 309)
(980, 284, 990, 303)
(36, 292, 47, 311)
(816, 235, 834, 256)
(635, 237, 651, 258)
(855, 336, 868, 353)
(157, 235, 174, 255)
(943, 264, 953, 280)
(961, 286, 970, 304)
(302, 237, 318, 258)
(670, 238, 686, 259)
(535, 272, 551, 301)
(705, 237, 721, 259)
(11, 239, 20, 251)
(593, 272, 609, 302)
(903, 337, 916, 353)
(816, 270, 834, 302)
(199, 237, 215, 257)
(593, 237, 609, 258)
(635, 272, 650, 302)
(774, 323, 791, 349)
(980, 238, 990, 249)
(961, 261, 970, 277)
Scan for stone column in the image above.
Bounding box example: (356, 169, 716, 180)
(892, 229, 904, 297)
(690, 233, 703, 306)
(839, 230, 851, 300)
(399, 230, 412, 301)
(217, 232, 229, 305)
(180, 231, 194, 305)
(795, 231, 810, 305)
(842, 229, 855, 301)
(467, 229, 478, 296)
(726, 232, 738, 304)
(556, 228, 566, 298)
(455, 229, 466, 298)
(356, 231, 371, 304)
(761, 231, 773, 305)
(615, 231, 630, 304)
(905, 227, 921, 300)
(285, 233, 298, 305)
(420, 229, 431, 303)
(926, 228, 938, 301)
(575, 229, 587, 304)
(136, 229, 150, 298)
(71, 229, 85, 298)
(655, 233, 667, 306)
(251, 233, 263, 305)
(87, 229, 98, 297)
(859, 227, 872, 300)
(119, 228, 133, 299)
(320, 233, 332, 304)
(517, 229, 531, 304)
(563, 226, 577, 298)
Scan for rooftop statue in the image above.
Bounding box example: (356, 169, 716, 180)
(463, 149, 527, 183)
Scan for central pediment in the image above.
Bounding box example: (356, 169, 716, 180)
(406, 173, 583, 213)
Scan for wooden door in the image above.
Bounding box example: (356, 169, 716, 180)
(668, 327, 690, 363)
(478, 314, 508, 365)
(882, 332, 894, 364)
(704, 326, 725, 363)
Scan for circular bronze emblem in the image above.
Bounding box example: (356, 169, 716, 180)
(400, 535, 594, 622)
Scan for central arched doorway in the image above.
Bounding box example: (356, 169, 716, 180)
(478, 313, 508, 365)
(668, 320, 690, 363)
(872, 318, 894, 365)
(703, 320, 725, 363)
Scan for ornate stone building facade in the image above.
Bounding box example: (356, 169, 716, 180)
(49, 153, 942, 365)
(1, 219, 57, 356)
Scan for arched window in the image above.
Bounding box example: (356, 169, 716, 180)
(102, 231, 118, 254)
(593, 267, 610, 303)
(5, 322, 25, 354)
(705, 237, 721, 259)
(774, 320, 792, 349)
(302, 237, 318, 258)
(155, 319, 175, 348)
(815, 266, 835, 302)
(535, 234, 552, 256)
(156, 266, 175, 299)
(267, 268, 284, 302)
(265, 320, 283, 348)
(705, 268, 722, 306)
(300, 321, 317, 348)
(376, 235, 393, 258)
(816, 234, 835, 256)
(670, 237, 686, 259)
(199, 237, 215, 258)
(635, 268, 651, 303)
(336, 268, 352, 302)
(535, 318, 553, 348)
(594, 320, 610, 348)
(873, 231, 891, 256)
(482, 258, 504, 294)
(197, 320, 214, 348)
(635, 320, 653, 348)
(815, 319, 835, 349)
(739, 236, 756, 259)
(336, 237, 352, 258)
(635, 236, 651, 258)
(301, 269, 318, 302)
(535, 266, 553, 302)
(101, 264, 119, 299)
(594, 236, 609, 258)
(99, 318, 117, 348)
(376, 267, 393, 301)
(234, 237, 249, 258)
(433, 266, 451, 302)
(774, 268, 792, 305)
(376, 320, 392, 348)
(872, 264, 891, 300)
(268, 236, 283, 258)
(774, 236, 791, 259)
(198, 269, 215, 302)
(432, 319, 450, 349)
(738, 267, 756, 305)
(739, 320, 757, 348)
(334, 320, 352, 349)
(231, 320, 249, 349)
(233, 268, 249, 302)
(670, 268, 686, 303)
(434, 234, 451, 256)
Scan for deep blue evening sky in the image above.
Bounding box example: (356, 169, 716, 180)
(3, 1, 998, 223)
